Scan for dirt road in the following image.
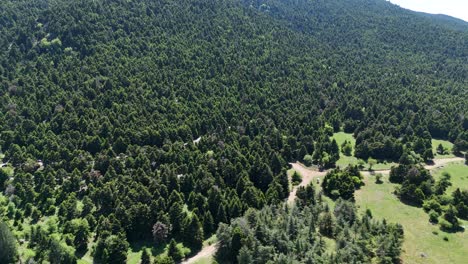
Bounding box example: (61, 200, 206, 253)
(181, 243, 218, 264)
(287, 163, 327, 203)
(360, 157, 464, 176)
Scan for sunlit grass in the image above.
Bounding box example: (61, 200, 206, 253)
(355, 173, 468, 264)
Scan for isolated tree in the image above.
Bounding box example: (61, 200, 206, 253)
(368, 158, 377, 171)
(436, 144, 445, 155)
(291, 171, 302, 185)
(0, 222, 17, 263)
(375, 174, 383, 184)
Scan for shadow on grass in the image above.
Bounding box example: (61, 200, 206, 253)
(128, 239, 167, 257)
(440, 225, 465, 234)
(398, 197, 423, 208)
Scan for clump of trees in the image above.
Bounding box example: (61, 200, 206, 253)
(391, 163, 467, 231)
(322, 166, 363, 200)
(216, 190, 403, 263)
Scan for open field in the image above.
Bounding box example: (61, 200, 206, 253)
(355, 168, 468, 264)
(433, 162, 468, 193)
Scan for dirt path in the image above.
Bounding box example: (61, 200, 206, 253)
(360, 157, 464, 176)
(424, 157, 464, 170)
(181, 243, 218, 264)
(287, 162, 327, 203)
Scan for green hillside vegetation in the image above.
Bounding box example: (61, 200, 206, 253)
(217, 189, 403, 263)
(433, 162, 468, 194)
(332, 132, 398, 170)
(356, 169, 468, 264)
(0, 0, 466, 263)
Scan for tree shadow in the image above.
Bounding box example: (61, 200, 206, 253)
(440, 225, 465, 234)
(425, 160, 435, 166)
(128, 239, 167, 257)
(398, 197, 423, 208)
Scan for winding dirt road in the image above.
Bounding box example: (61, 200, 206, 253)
(181, 243, 218, 264)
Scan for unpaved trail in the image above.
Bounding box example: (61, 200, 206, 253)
(287, 162, 327, 203)
(360, 157, 464, 176)
(181, 243, 218, 264)
(424, 157, 464, 170)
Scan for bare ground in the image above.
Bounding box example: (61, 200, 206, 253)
(287, 162, 327, 203)
(181, 243, 218, 264)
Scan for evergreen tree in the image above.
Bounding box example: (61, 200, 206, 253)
(0, 222, 17, 264)
(167, 239, 183, 262)
(183, 215, 204, 250)
(140, 247, 151, 264)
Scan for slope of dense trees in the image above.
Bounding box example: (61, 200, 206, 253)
(0, 0, 466, 262)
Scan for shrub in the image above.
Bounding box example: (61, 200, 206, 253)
(428, 210, 439, 223)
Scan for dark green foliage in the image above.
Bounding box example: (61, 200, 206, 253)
(322, 166, 362, 200)
(0, 222, 17, 264)
(341, 140, 353, 156)
(140, 247, 151, 264)
(94, 234, 129, 264)
(216, 198, 403, 263)
(183, 214, 204, 250)
(167, 239, 183, 262)
(48, 240, 77, 264)
(391, 165, 433, 205)
(0, 0, 466, 261)
(291, 171, 302, 185)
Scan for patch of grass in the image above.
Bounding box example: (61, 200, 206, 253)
(332, 132, 396, 170)
(193, 256, 213, 264)
(432, 162, 467, 193)
(332, 132, 356, 155)
(203, 234, 217, 246)
(355, 174, 468, 264)
(432, 139, 454, 158)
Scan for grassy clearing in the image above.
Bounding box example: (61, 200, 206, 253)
(332, 132, 396, 170)
(332, 132, 356, 154)
(432, 139, 455, 158)
(355, 174, 468, 264)
(432, 161, 467, 193)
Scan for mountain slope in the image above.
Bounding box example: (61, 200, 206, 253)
(0, 0, 467, 263)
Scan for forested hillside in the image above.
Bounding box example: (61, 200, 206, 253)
(0, 0, 467, 263)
